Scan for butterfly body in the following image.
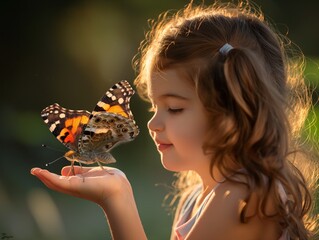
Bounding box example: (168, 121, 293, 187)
(41, 80, 139, 169)
(64, 150, 115, 165)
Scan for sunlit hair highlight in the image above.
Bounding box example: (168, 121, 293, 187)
(134, 1, 318, 239)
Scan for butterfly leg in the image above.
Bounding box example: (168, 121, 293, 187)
(67, 161, 76, 176)
(97, 161, 114, 175)
(78, 162, 85, 182)
(67, 161, 86, 181)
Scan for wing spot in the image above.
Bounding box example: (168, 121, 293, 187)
(49, 123, 56, 132)
(118, 98, 124, 104)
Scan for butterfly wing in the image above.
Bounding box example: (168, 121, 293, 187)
(41, 103, 91, 151)
(92, 80, 135, 119)
(79, 80, 139, 155)
(80, 113, 139, 153)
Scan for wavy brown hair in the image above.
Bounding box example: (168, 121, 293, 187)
(134, 1, 318, 239)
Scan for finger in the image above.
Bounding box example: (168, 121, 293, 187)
(30, 167, 42, 175)
(32, 168, 84, 197)
(31, 168, 62, 190)
(61, 165, 92, 176)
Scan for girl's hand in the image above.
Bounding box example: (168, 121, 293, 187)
(30, 166, 133, 206)
(31, 166, 147, 239)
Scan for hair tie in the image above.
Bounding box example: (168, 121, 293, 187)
(219, 43, 233, 55)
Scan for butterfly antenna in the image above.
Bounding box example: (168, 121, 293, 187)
(45, 156, 65, 167)
(41, 144, 64, 153)
(42, 144, 65, 167)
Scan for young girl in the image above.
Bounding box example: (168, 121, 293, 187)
(31, 1, 318, 239)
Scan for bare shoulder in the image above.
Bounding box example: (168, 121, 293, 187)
(186, 179, 281, 240)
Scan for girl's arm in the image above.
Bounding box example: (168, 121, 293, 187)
(31, 166, 147, 240)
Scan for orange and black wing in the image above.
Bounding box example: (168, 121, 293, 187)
(41, 103, 91, 151)
(92, 80, 135, 119)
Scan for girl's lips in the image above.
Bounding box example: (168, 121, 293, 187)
(154, 138, 173, 151)
(157, 143, 173, 151)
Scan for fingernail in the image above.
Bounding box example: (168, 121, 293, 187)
(30, 168, 40, 175)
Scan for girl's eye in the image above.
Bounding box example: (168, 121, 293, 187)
(168, 108, 183, 114)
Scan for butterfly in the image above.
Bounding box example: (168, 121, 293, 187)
(41, 80, 139, 174)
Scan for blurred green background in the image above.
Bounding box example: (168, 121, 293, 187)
(1, 0, 318, 239)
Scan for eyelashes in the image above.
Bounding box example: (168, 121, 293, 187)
(167, 108, 184, 114)
(148, 105, 184, 114)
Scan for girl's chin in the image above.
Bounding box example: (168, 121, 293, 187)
(160, 158, 186, 172)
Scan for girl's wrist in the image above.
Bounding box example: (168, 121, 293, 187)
(100, 185, 135, 211)
(99, 187, 147, 240)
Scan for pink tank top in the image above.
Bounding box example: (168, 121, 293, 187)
(174, 181, 289, 240)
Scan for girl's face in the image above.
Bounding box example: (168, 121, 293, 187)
(147, 67, 210, 173)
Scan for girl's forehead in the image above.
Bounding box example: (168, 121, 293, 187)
(148, 69, 186, 86)
(146, 60, 202, 92)
(147, 68, 195, 100)
(150, 66, 193, 84)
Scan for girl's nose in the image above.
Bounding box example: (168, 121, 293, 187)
(147, 112, 164, 132)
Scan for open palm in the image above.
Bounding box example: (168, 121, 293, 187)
(31, 166, 132, 206)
